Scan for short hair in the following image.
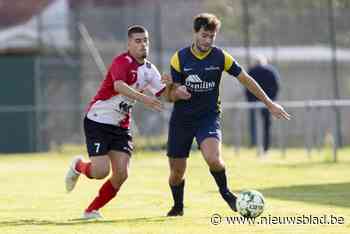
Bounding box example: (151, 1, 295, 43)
(127, 25, 147, 38)
(253, 54, 268, 66)
(193, 13, 221, 32)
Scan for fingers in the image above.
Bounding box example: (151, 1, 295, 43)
(175, 86, 191, 100)
(142, 95, 163, 112)
(269, 102, 291, 120)
(179, 91, 191, 100)
(280, 109, 291, 120)
(150, 99, 163, 112)
(273, 108, 291, 120)
(177, 91, 191, 100)
(161, 74, 173, 85)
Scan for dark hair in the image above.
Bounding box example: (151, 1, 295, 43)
(127, 25, 147, 38)
(193, 13, 221, 32)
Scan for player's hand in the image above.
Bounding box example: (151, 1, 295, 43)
(141, 95, 163, 112)
(161, 74, 173, 85)
(267, 102, 291, 120)
(174, 85, 191, 100)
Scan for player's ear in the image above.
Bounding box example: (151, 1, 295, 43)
(127, 37, 132, 49)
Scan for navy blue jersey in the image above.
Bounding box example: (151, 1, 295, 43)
(245, 64, 280, 102)
(170, 46, 242, 121)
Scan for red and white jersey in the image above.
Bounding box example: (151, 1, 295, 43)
(86, 52, 165, 129)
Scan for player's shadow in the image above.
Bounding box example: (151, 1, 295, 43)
(258, 182, 350, 208)
(0, 216, 168, 227)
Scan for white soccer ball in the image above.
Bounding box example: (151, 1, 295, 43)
(236, 190, 265, 218)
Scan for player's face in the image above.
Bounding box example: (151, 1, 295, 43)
(128, 32, 149, 61)
(193, 28, 217, 53)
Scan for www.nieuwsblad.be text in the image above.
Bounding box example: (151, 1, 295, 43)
(210, 213, 345, 225)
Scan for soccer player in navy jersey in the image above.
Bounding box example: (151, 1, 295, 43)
(165, 13, 290, 216)
(64, 25, 171, 220)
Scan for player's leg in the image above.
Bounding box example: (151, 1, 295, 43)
(84, 127, 133, 218)
(65, 155, 110, 193)
(167, 158, 187, 216)
(200, 138, 237, 211)
(81, 156, 110, 179)
(166, 121, 194, 216)
(109, 150, 130, 189)
(196, 117, 237, 212)
(84, 150, 130, 216)
(71, 156, 110, 220)
(65, 117, 111, 192)
(199, 137, 224, 171)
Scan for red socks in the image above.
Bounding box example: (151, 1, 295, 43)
(85, 180, 119, 212)
(75, 160, 92, 179)
(76, 161, 119, 212)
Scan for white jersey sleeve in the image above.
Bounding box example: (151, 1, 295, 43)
(140, 62, 165, 96)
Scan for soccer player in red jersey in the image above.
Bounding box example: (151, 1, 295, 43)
(65, 25, 170, 219)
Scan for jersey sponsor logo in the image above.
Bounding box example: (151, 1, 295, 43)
(183, 67, 193, 72)
(115, 100, 133, 114)
(119, 101, 132, 113)
(205, 65, 220, 71)
(185, 74, 215, 92)
(187, 74, 202, 83)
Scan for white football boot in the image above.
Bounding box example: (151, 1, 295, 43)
(83, 210, 103, 220)
(65, 155, 83, 192)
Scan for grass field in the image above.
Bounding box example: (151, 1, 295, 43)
(0, 146, 350, 234)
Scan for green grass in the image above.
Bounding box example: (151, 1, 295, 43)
(0, 146, 350, 234)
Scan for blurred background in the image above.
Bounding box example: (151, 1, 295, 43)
(0, 0, 349, 156)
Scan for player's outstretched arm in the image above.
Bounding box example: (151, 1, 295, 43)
(237, 70, 290, 120)
(114, 80, 163, 112)
(161, 74, 173, 86)
(166, 84, 192, 102)
(160, 74, 191, 102)
(160, 74, 175, 102)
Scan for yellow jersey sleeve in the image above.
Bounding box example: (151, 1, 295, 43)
(222, 49, 242, 77)
(170, 51, 181, 73)
(222, 49, 234, 72)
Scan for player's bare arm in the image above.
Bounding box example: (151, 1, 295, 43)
(160, 74, 191, 102)
(161, 73, 173, 86)
(237, 70, 290, 120)
(114, 80, 163, 112)
(158, 74, 174, 102)
(167, 84, 191, 102)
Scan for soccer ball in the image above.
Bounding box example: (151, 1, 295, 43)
(236, 190, 265, 218)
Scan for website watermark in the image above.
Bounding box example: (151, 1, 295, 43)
(210, 213, 345, 225)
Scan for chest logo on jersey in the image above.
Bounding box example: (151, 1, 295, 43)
(114, 101, 133, 114)
(185, 74, 215, 92)
(205, 65, 220, 71)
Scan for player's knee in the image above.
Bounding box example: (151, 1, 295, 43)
(171, 167, 185, 176)
(207, 158, 225, 171)
(169, 176, 184, 185)
(113, 170, 128, 183)
(170, 169, 185, 183)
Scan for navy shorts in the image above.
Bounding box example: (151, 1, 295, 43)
(167, 115, 222, 158)
(84, 116, 133, 157)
